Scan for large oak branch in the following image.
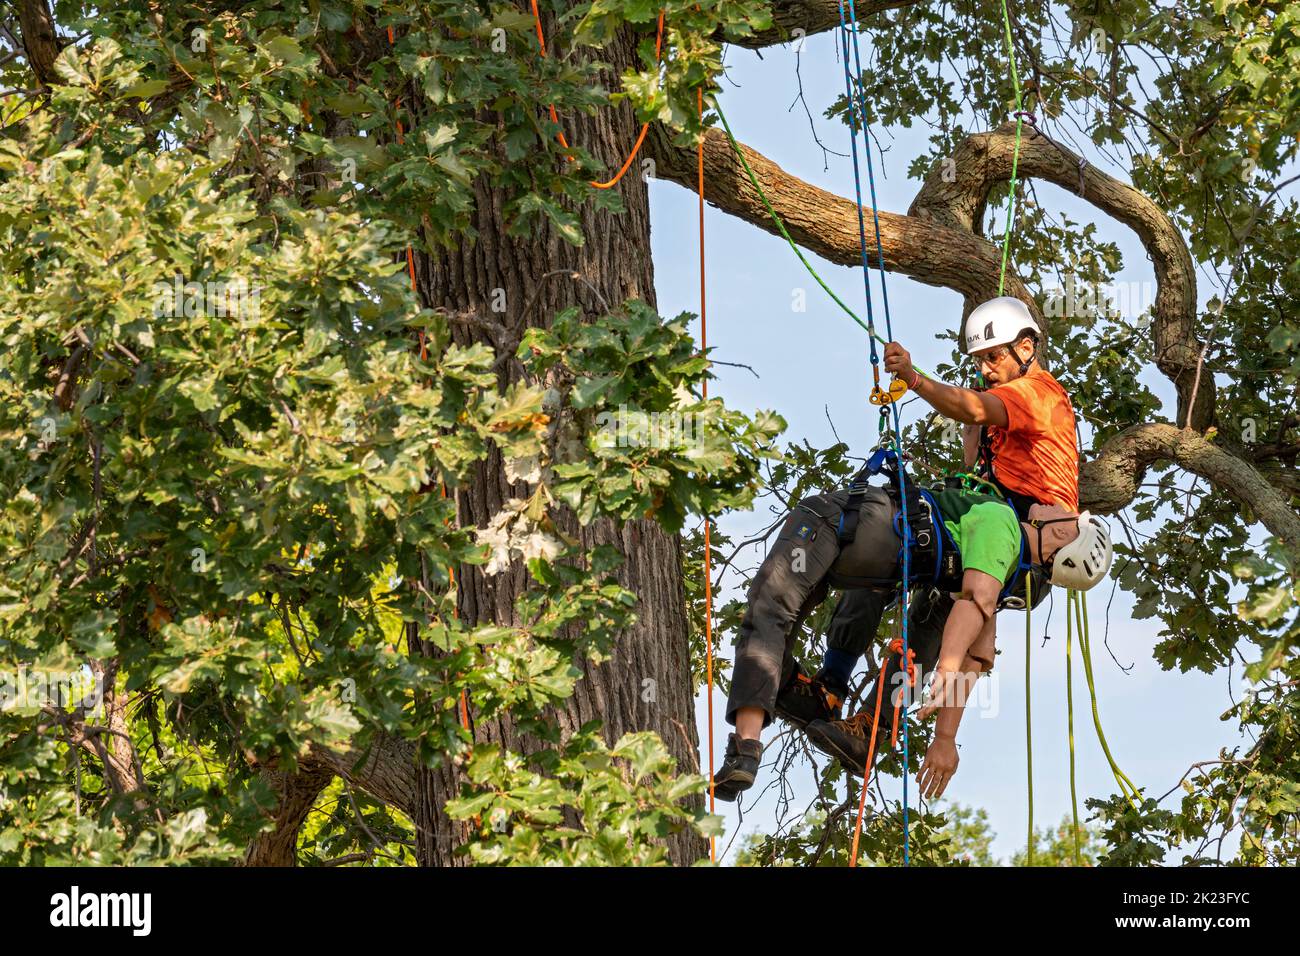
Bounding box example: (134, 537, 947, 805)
(728, 1, 920, 48)
(305, 733, 418, 818)
(648, 125, 1039, 322)
(911, 124, 1210, 429)
(1082, 423, 1300, 566)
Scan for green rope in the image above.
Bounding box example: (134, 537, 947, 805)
(1025, 574, 1034, 865)
(1066, 591, 1081, 866)
(949, 471, 1004, 496)
(1072, 590, 1141, 808)
(996, 0, 1027, 295)
(710, 97, 931, 381)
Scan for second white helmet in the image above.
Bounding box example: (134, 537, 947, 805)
(963, 296, 1042, 354)
(1048, 512, 1114, 591)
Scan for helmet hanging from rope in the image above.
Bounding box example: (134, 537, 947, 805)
(1030, 511, 1114, 591)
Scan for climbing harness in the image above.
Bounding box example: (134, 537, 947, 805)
(529, 3, 666, 190)
(836, 448, 1048, 608)
(833, 445, 955, 594)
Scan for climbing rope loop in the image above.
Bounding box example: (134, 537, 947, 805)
(529, 2, 666, 190)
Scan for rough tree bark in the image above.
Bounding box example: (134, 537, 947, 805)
(243, 764, 336, 867)
(14, 0, 60, 86)
(408, 17, 704, 866)
(261, 0, 1300, 860)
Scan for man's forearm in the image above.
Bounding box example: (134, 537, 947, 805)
(962, 423, 980, 469)
(932, 656, 982, 741)
(913, 375, 1005, 427)
(936, 599, 987, 670)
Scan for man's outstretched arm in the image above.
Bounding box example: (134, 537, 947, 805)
(914, 568, 1001, 799)
(883, 341, 1009, 427)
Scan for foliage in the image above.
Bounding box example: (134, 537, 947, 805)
(1, 0, 1297, 867)
(1010, 814, 1109, 866)
(0, 13, 778, 865)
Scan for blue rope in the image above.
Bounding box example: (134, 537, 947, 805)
(838, 0, 911, 866)
(845, 0, 894, 342)
(835, 5, 879, 366)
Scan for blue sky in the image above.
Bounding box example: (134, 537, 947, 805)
(646, 29, 1251, 864)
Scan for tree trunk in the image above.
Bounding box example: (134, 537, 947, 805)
(412, 19, 706, 866)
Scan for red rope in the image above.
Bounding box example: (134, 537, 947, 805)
(697, 85, 716, 864)
(848, 634, 913, 866)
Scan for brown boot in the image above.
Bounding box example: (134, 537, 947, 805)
(774, 663, 844, 729)
(805, 711, 882, 777)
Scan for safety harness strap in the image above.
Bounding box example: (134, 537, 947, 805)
(836, 446, 894, 546)
(839, 454, 1048, 606)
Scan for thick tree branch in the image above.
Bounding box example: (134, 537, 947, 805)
(911, 123, 1210, 430)
(726, 0, 920, 48)
(243, 763, 336, 867)
(1081, 423, 1300, 566)
(304, 734, 418, 819)
(648, 124, 1038, 320)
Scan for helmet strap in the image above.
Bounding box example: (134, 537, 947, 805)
(1028, 515, 1077, 576)
(1015, 337, 1035, 377)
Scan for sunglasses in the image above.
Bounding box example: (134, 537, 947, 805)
(968, 345, 1017, 368)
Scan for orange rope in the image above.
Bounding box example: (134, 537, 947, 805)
(386, 20, 469, 734)
(848, 634, 913, 866)
(697, 85, 715, 864)
(528, 2, 665, 189)
(889, 640, 916, 752)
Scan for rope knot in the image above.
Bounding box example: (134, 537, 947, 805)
(888, 637, 917, 686)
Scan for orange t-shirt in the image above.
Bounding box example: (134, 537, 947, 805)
(985, 368, 1079, 510)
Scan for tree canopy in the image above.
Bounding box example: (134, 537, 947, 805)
(0, 0, 1296, 866)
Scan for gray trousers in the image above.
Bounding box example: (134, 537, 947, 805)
(725, 487, 952, 726)
(824, 586, 952, 720)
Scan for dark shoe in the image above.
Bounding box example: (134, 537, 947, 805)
(774, 664, 845, 729)
(805, 712, 883, 777)
(711, 733, 763, 802)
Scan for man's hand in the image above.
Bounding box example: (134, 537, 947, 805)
(918, 734, 959, 799)
(883, 341, 915, 386)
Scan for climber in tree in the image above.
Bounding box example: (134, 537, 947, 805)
(773, 297, 1081, 768)
(711, 466, 1112, 801)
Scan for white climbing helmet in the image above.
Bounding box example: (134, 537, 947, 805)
(963, 296, 1042, 354)
(1048, 512, 1113, 591)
